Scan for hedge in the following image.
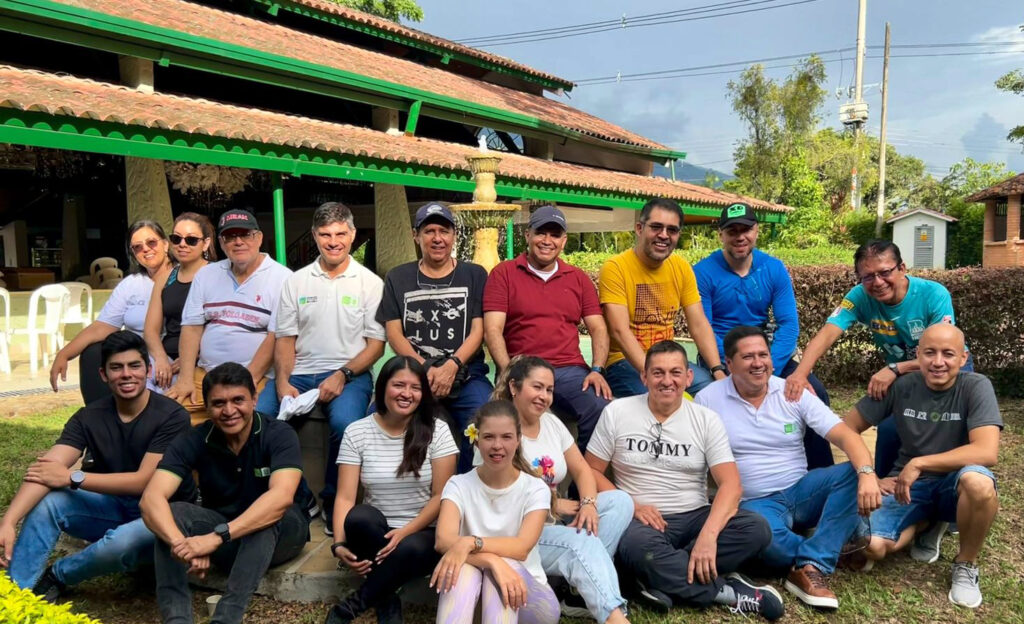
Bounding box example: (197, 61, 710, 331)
(0, 572, 102, 624)
(583, 265, 1024, 397)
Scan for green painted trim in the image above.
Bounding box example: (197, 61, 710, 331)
(505, 218, 513, 259)
(0, 108, 722, 214)
(404, 100, 422, 136)
(249, 0, 575, 91)
(272, 172, 286, 263)
(0, 0, 684, 161)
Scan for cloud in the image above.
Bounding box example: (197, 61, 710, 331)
(972, 23, 1024, 65)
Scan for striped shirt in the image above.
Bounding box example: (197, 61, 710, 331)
(338, 415, 458, 528)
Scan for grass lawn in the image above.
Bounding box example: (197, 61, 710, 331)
(1, 391, 1022, 623)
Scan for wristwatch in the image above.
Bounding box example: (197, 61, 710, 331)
(710, 364, 727, 375)
(580, 496, 596, 507)
(331, 542, 348, 558)
(887, 362, 901, 377)
(857, 465, 875, 476)
(69, 470, 86, 490)
(470, 535, 484, 553)
(590, 366, 606, 375)
(339, 366, 354, 384)
(214, 523, 231, 544)
(449, 354, 464, 370)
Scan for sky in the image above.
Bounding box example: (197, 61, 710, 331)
(415, 0, 1024, 181)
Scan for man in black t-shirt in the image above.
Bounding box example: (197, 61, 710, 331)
(142, 362, 314, 624)
(376, 202, 492, 472)
(0, 331, 191, 600)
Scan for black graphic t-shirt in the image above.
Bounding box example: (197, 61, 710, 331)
(377, 260, 488, 365)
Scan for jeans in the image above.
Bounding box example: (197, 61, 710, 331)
(739, 463, 859, 574)
(155, 501, 309, 624)
(605, 359, 707, 398)
(869, 465, 995, 541)
(257, 371, 373, 514)
(615, 506, 770, 607)
(552, 365, 610, 454)
(9, 490, 153, 589)
(440, 362, 494, 474)
(538, 490, 633, 622)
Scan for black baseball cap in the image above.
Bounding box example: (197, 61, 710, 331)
(414, 202, 456, 229)
(718, 203, 757, 229)
(528, 205, 567, 231)
(218, 209, 260, 235)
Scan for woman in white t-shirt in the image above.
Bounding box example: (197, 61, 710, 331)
(50, 220, 172, 402)
(431, 400, 560, 624)
(492, 356, 634, 624)
(325, 356, 458, 624)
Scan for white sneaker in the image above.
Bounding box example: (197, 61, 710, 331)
(948, 561, 982, 608)
(910, 521, 948, 563)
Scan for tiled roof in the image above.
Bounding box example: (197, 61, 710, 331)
(964, 173, 1024, 202)
(0, 64, 790, 214)
(260, 0, 575, 90)
(51, 0, 668, 153)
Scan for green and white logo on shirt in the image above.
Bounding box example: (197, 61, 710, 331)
(254, 467, 271, 477)
(783, 423, 796, 434)
(298, 296, 318, 305)
(340, 294, 359, 307)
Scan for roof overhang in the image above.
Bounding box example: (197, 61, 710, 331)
(963, 172, 1024, 203)
(885, 208, 957, 224)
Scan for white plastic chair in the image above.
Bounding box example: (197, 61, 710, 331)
(13, 284, 70, 375)
(96, 267, 123, 285)
(60, 282, 94, 328)
(0, 287, 11, 374)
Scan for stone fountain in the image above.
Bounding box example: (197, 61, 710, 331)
(450, 140, 520, 272)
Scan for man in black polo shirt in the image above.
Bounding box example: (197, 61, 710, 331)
(0, 331, 191, 600)
(142, 362, 314, 624)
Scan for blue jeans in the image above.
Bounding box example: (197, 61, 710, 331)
(538, 490, 633, 622)
(606, 359, 708, 398)
(257, 371, 373, 512)
(739, 463, 859, 574)
(869, 465, 995, 541)
(441, 362, 494, 474)
(9, 489, 153, 589)
(552, 366, 610, 454)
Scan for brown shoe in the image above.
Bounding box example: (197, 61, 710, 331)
(784, 564, 838, 609)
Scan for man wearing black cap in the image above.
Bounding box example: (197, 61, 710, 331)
(693, 202, 834, 468)
(599, 197, 726, 398)
(168, 208, 291, 418)
(377, 202, 491, 473)
(483, 205, 612, 453)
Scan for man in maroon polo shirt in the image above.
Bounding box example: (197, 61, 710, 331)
(483, 205, 612, 452)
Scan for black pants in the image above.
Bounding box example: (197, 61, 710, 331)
(154, 501, 309, 624)
(615, 506, 770, 608)
(342, 504, 439, 611)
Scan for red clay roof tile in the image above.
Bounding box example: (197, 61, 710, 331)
(964, 173, 1024, 202)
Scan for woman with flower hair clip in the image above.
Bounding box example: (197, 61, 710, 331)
(487, 355, 634, 624)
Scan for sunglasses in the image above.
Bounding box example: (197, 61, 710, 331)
(644, 222, 681, 236)
(858, 265, 899, 285)
(170, 234, 205, 246)
(130, 238, 160, 255)
(651, 422, 664, 460)
(220, 231, 258, 243)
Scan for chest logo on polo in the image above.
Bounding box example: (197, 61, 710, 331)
(298, 296, 318, 305)
(783, 423, 796, 434)
(902, 408, 961, 422)
(869, 319, 898, 337)
(254, 467, 271, 477)
(909, 319, 925, 340)
(341, 295, 359, 307)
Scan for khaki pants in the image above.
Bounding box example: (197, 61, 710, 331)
(178, 368, 268, 426)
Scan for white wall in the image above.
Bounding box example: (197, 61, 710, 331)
(893, 213, 949, 269)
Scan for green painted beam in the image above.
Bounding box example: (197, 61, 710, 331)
(0, 0, 685, 162)
(404, 100, 422, 136)
(272, 172, 286, 263)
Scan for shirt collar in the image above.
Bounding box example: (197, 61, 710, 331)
(310, 256, 358, 279)
(513, 253, 571, 276)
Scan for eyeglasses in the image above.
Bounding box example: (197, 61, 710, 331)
(170, 234, 205, 246)
(650, 422, 664, 460)
(130, 238, 160, 255)
(643, 222, 681, 236)
(220, 231, 258, 243)
(858, 265, 900, 284)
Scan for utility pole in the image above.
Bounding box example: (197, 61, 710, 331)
(851, 0, 866, 210)
(875, 22, 891, 236)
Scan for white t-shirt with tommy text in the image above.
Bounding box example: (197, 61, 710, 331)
(338, 415, 458, 528)
(441, 470, 551, 583)
(587, 394, 735, 515)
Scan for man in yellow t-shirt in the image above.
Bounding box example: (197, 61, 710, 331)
(599, 198, 727, 397)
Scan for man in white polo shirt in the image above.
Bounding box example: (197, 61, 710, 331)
(585, 340, 783, 621)
(256, 202, 385, 526)
(695, 325, 881, 610)
(168, 209, 291, 419)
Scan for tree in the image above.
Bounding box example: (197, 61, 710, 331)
(329, 0, 423, 22)
(938, 158, 1016, 267)
(995, 25, 1024, 149)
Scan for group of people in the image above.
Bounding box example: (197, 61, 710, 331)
(0, 196, 1001, 624)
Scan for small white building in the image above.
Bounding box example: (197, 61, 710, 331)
(886, 208, 957, 269)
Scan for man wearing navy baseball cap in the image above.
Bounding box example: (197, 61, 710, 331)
(483, 205, 612, 453)
(376, 202, 492, 473)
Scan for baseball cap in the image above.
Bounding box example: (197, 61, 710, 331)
(528, 205, 567, 231)
(718, 203, 757, 229)
(414, 203, 456, 229)
(218, 209, 260, 235)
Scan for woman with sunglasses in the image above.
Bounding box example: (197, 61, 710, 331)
(50, 220, 173, 401)
(143, 213, 216, 390)
(325, 356, 458, 624)
(489, 356, 633, 624)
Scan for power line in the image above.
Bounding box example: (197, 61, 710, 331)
(456, 0, 824, 47)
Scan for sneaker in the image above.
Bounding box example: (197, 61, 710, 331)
(911, 521, 948, 564)
(948, 561, 982, 608)
(947, 522, 959, 536)
(321, 507, 334, 537)
(784, 565, 838, 609)
(634, 580, 672, 613)
(375, 594, 402, 624)
(31, 566, 65, 603)
(558, 585, 591, 619)
(725, 573, 784, 621)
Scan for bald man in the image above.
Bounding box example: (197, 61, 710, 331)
(844, 324, 1001, 609)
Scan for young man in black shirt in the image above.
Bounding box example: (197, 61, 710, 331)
(376, 202, 492, 472)
(142, 362, 314, 624)
(0, 331, 191, 600)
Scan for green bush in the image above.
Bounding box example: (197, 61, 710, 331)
(0, 572, 102, 624)
(841, 209, 891, 247)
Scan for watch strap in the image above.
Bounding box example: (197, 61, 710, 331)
(710, 364, 727, 374)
